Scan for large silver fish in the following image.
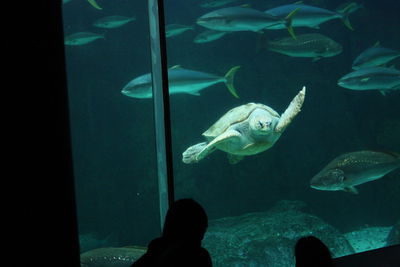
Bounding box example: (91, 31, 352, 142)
(310, 150, 400, 194)
(266, 33, 342, 60)
(64, 32, 104, 46)
(121, 65, 240, 99)
(337, 67, 400, 94)
(352, 42, 400, 70)
(93, 15, 136, 29)
(197, 6, 297, 39)
(264, 3, 355, 30)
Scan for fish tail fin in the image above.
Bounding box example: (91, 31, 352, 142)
(224, 66, 241, 98)
(337, 3, 354, 31)
(284, 8, 299, 40)
(341, 13, 354, 31)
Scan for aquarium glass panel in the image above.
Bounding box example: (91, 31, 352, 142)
(164, 0, 400, 266)
(62, 0, 158, 263)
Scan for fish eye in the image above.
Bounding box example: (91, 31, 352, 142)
(258, 121, 263, 127)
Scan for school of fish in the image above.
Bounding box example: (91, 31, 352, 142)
(63, 0, 399, 194)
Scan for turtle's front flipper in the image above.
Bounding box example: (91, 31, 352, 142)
(182, 142, 208, 164)
(196, 129, 241, 162)
(275, 86, 306, 133)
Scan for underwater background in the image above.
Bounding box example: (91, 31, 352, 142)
(62, 0, 399, 264)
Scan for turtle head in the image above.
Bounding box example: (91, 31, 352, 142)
(249, 109, 275, 135)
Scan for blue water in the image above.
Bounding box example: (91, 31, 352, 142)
(62, 0, 400, 256)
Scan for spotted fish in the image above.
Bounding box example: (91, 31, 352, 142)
(265, 33, 342, 60)
(310, 150, 400, 194)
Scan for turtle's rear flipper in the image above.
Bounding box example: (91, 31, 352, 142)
(275, 86, 306, 133)
(182, 142, 208, 164)
(228, 154, 244, 164)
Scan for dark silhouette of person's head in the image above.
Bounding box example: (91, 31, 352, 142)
(162, 198, 208, 245)
(131, 198, 212, 267)
(295, 236, 334, 267)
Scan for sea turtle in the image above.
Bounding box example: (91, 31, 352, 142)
(182, 86, 306, 164)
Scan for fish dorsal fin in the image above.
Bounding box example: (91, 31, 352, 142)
(385, 151, 400, 158)
(373, 41, 381, 47)
(293, 1, 304, 4)
(170, 65, 182, 69)
(371, 150, 400, 158)
(87, 0, 102, 10)
(240, 4, 252, 8)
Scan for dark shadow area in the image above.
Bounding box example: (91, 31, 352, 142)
(12, 1, 80, 266)
(334, 244, 400, 267)
(295, 236, 334, 267)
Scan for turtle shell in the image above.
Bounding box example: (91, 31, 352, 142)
(203, 102, 280, 138)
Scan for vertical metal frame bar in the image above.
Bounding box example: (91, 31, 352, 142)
(147, 0, 175, 230)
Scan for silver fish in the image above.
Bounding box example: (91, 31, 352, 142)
(64, 32, 104, 46)
(264, 3, 354, 30)
(352, 42, 400, 70)
(165, 24, 194, 38)
(266, 33, 342, 60)
(310, 150, 400, 194)
(197, 6, 297, 38)
(121, 65, 240, 99)
(193, 29, 228, 43)
(93, 15, 136, 29)
(337, 67, 400, 94)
